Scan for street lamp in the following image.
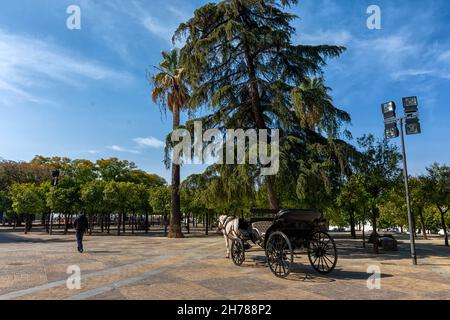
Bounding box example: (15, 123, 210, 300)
(381, 101, 396, 119)
(51, 169, 60, 186)
(49, 169, 60, 235)
(384, 122, 399, 139)
(381, 96, 421, 265)
(402, 96, 418, 114)
(405, 117, 421, 135)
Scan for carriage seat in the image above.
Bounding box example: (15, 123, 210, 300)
(251, 221, 272, 237)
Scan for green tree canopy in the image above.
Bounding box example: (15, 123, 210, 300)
(425, 163, 450, 246)
(80, 180, 107, 216)
(336, 174, 370, 237)
(355, 134, 401, 235)
(96, 158, 137, 182)
(9, 183, 46, 216)
(149, 186, 171, 216)
(46, 176, 81, 215)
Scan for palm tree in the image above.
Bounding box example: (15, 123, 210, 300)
(292, 77, 351, 137)
(151, 49, 190, 238)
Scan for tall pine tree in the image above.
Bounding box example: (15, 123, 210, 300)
(175, 0, 349, 209)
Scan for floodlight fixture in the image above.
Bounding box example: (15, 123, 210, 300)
(384, 122, 399, 139)
(381, 101, 396, 119)
(402, 96, 418, 114)
(51, 169, 60, 178)
(51, 169, 60, 186)
(405, 117, 421, 135)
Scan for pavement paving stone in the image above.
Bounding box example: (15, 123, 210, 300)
(0, 230, 449, 300)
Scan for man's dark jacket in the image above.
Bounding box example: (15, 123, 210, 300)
(74, 214, 89, 232)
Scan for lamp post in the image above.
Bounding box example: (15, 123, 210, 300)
(381, 97, 421, 265)
(49, 169, 60, 235)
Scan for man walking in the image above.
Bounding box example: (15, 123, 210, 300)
(73, 213, 89, 253)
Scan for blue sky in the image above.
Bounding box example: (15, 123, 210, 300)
(0, 0, 449, 181)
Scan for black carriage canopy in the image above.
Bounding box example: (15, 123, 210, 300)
(250, 208, 324, 224)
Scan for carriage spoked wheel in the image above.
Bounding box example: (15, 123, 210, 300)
(231, 238, 245, 266)
(265, 231, 293, 278)
(307, 231, 337, 274)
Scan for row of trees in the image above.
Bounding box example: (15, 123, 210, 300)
(0, 157, 178, 235)
(334, 161, 450, 246)
(0, 153, 448, 244)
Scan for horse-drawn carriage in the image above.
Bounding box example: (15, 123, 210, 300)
(228, 209, 338, 278)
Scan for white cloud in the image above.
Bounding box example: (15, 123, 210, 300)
(131, 1, 190, 43)
(134, 137, 165, 148)
(0, 29, 130, 105)
(391, 69, 435, 80)
(355, 34, 418, 61)
(78, 1, 191, 46)
(142, 17, 176, 42)
(350, 33, 450, 80)
(166, 5, 191, 20)
(108, 145, 140, 154)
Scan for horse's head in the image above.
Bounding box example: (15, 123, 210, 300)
(217, 215, 228, 232)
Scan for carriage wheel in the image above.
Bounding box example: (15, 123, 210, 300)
(231, 238, 245, 266)
(265, 231, 293, 278)
(307, 231, 337, 274)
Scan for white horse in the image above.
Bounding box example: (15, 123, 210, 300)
(217, 215, 241, 258)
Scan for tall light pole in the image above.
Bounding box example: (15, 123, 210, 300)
(49, 169, 60, 235)
(381, 97, 421, 265)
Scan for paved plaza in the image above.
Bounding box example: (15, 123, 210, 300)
(0, 229, 449, 300)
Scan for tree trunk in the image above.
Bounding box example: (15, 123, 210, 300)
(186, 212, 190, 234)
(122, 213, 126, 233)
(89, 215, 93, 235)
(64, 214, 69, 234)
(24, 213, 29, 234)
(241, 37, 280, 210)
(169, 103, 184, 238)
(145, 212, 149, 233)
(266, 176, 280, 209)
(349, 209, 356, 239)
(164, 214, 168, 237)
(362, 218, 366, 248)
(418, 208, 427, 240)
(370, 207, 379, 237)
(439, 207, 448, 246)
(117, 213, 121, 236)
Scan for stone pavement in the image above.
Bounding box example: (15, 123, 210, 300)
(0, 229, 449, 300)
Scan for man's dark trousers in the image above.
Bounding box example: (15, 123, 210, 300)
(76, 230, 84, 252)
